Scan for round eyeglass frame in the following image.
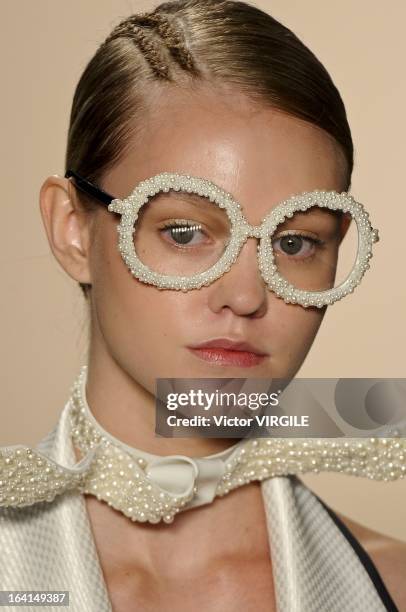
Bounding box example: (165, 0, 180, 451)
(66, 170, 380, 308)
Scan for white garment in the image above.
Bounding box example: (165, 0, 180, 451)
(0, 400, 396, 611)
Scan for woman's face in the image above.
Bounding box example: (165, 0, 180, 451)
(86, 85, 347, 394)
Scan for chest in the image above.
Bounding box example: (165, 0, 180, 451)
(105, 558, 277, 612)
(83, 484, 276, 611)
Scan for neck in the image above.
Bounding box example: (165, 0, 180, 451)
(85, 338, 238, 457)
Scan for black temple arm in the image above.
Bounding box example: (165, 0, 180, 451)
(65, 170, 116, 206)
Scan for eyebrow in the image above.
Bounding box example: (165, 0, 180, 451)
(157, 190, 217, 209)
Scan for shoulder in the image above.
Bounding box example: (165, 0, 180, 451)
(336, 512, 406, 611)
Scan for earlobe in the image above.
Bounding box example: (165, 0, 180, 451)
(39, 175, 93, 285)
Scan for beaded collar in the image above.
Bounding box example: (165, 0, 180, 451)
(0, 365, 405, 524)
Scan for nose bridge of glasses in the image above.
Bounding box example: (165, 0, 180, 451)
(232, 222, 265, 281)
(238, 221, 264, 242)
(247, 224, 263, 239)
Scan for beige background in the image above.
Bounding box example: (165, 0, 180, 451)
(1, 1, 405, 540)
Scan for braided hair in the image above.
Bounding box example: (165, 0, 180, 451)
(103, 10, 199, 78)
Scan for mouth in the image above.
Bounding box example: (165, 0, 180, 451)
(187, 338, 269, 368)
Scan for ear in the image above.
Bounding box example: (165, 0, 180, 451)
(39, 175, 94, 285)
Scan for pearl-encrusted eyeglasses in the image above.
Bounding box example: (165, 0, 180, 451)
(65, 170, 379, 308)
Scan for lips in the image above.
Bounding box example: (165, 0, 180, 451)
(187, 338, 268, 367)
(189, 338, 268, 354)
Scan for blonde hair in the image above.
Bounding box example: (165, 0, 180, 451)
(65, 0, 353, 300)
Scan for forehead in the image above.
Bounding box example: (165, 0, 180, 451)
(105, 84, 347, 225)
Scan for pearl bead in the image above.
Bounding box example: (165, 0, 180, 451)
(1, 365, 405, 526)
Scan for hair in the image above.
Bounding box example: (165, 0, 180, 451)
(65, 0, 354, 301)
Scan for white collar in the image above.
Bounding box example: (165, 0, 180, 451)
(1, 365, 405, 526)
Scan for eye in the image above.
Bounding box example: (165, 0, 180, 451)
(272, 231, 324, 259)
(159, 221, 208, 247)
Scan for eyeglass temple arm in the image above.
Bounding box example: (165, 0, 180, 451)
(65, 170, 115, 206)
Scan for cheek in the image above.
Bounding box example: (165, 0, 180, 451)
(89, 230, 196, 388)
(270, 300, 325, 376)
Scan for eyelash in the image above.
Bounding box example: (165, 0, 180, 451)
(159, 220, 209, 247)
(272, 230, 326, 260)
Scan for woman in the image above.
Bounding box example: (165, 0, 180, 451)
(1, 1, 405, 610)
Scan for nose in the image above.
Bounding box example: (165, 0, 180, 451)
(207, 236, 268, 317)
